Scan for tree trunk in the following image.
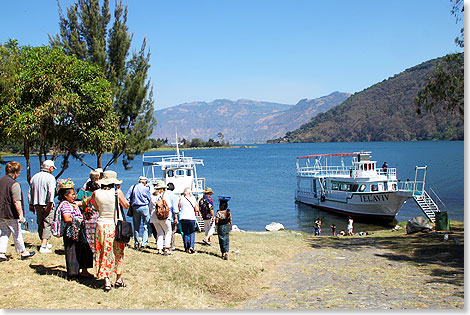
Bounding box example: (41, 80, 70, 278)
(23, 138, 31, 185)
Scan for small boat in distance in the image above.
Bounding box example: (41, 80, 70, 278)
(295, 152, 442, 222)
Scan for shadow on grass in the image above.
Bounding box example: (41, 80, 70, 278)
(29, 264, 105, 289)
(305, 227, 464, 287)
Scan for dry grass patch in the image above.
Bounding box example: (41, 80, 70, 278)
(0, 229, 309, 309)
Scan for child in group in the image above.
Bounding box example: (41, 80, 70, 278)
(347, 217, 354, 236)
(330, 224, 337, 237)
(314, 218, 322, 236)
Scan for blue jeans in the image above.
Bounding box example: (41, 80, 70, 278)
(132, 205, 150, 247)
(180, 220, 196, 250)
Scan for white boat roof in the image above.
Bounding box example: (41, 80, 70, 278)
(297, 151, 370, 160)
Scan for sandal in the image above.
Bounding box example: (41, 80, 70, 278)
(104, 278, 112, 292)
(114, 279, 127, 288)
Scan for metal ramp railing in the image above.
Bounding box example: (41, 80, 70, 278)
(196, 215, 205, 232)
(413, 190, 440, 223)
(410, 166, 441, 223)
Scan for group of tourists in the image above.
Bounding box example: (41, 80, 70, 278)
(0, 160, 233, 292)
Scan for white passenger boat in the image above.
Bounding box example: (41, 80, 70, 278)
(142, 136, 207, 229)
(142, 138, 205, 199)
(295, 151, 441, 222)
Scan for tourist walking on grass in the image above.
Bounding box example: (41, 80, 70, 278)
(91, 171, 130, 292)
(216, 196, 232, 260)
(178, 187, 199, 253)
(0, 162, 35, 262)
(28, 160, 57, 254)
(56, 179, 93, 279)
(150, 180, 173, 255)
(126, 176, 151, 250)
(166, 183, 179, 251)
(200, 187, 215, 245)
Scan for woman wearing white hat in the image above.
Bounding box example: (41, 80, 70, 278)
(91, 170, 129, 292)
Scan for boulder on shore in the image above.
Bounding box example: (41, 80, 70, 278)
(406, 216, 432, 234)
(265, 222, 284, 232)
(232, 225, 244, 232)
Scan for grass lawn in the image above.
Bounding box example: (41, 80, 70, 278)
(0, 221, 463, 309)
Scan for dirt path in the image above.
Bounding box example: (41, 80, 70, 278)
(241, 236, 464, 309)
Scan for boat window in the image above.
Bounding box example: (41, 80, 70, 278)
(187, 170, 192, 176)
(392, 183, 397, 190)
(167, 170, 174, 177)
(331, 182, 339, 190)
(340, 183, 349, 191)
(350, 184, 359, 192)
(359, 184, 366, 192)
(371, 184, 378, 192)
(176, 170, 185, 176)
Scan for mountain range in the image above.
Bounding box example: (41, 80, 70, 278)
(276, 55, 464, 143)
(151, 92, 350, 143)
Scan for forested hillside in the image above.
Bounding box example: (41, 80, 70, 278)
(276, 55, 464, 143)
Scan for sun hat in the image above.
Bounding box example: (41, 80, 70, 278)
(204, 187, 214, 194)
(139, 176, 148, 182)
(95, 168, 103, 173)
(42, 160, 56, 171)
(57, 178, 74, 189)
(154, 180, 168, 190)
(98, 170, 123, 185)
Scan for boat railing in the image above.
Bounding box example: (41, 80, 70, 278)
(398, 180, 425, 195)
(143, 154, 204, 168)
(297, 166, 351, 177)
(376, 168, 397, 179)
(297, 166, 398, 178)
(193, 177, 206, 193)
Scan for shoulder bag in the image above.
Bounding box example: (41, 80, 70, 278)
(115, 190, 133, 244)
(126, 185, 136, 217)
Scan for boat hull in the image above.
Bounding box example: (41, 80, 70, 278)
(295, 191, 412, 222)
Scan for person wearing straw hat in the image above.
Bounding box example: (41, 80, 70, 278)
(200, 187, 215, 246)
(28, 159, 57, 254)
(91, 170, 129, 292)
(126, 176, 152, 250)
(149, 180, 173, 255)
(56, 178, 93, 279)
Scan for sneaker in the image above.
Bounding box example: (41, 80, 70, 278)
(39, 247, 52, 254)
(46, 243, 53, 249)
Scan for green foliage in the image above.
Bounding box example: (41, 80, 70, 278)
(415, 53, 464, 116)
(0, 41, 122, 179)
(49, 0, 156, 170)
(277, 56, 464, 143)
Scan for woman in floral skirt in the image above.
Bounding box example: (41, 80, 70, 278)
(91, 171, 129, 292)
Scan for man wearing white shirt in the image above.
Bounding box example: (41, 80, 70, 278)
(28, 160, 56, 254)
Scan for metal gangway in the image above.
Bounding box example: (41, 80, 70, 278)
(404, 166, 443, 223)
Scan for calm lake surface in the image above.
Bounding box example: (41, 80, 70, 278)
(8, 141, 464, 234)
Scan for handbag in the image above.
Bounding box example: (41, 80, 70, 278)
(114, 190, 133, 244)
(126, 185, 136, 217)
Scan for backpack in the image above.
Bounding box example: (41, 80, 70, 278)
(199, 198, 212, 220)
(156, 198, 170, 220)
(52, 201, 66, 237)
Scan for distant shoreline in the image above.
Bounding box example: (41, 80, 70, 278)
(0, 145, 257, 158)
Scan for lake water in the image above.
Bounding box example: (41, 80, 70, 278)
(7, 141, 464, 234)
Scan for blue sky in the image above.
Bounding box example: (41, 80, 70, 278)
(1, 0, 463, 110)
